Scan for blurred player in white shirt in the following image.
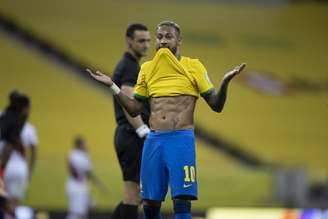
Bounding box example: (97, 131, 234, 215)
(1, 122, 38, 202)
(0, 91, 37, 218)
(0, 91, 38, 202)
(66, 137, 107, 219)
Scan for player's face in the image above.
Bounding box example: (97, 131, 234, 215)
(22, 106, 30, 118)
(128, 30, 151, 58)
(156, 25, 181, 55)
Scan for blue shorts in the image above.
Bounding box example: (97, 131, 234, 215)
(140, 129, 198, 201)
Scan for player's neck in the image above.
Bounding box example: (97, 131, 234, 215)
(175, 52, 181, 61)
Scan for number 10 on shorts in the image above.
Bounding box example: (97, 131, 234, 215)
(184, 165, 196, 182)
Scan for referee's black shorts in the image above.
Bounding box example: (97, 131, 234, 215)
(114, 124, 144, 183)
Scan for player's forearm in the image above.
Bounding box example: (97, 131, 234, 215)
(87, 69, 144, 116)
(115, 92, 142, 117)
(29, 146, 37, 173)
(210, 63, 245, 112)
(123, 109, 150, 138)
(123, 109, 145, 129)
(210, 80, 229, 112)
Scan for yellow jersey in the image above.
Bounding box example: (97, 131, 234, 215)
(134, 48, 214, 101)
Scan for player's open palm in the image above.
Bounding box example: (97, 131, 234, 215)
(223, 63, 246, 82)
(87, 68, 113, 86)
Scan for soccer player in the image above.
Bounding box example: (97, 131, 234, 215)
(3, 92, 38, 219)
(0, 91, 38, 181)
(66, 136, 107, 219)
(109, 23, 151, 219)
(88, 21, 245, 219)
(0, 92, 31, 218)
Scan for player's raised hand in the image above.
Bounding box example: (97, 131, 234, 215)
(87, 68, 113, 86)
(223, 63, 246, 82)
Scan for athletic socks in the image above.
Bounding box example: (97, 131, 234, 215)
(111, 202, 138, 219)
(174, 200, 192, 219)
(143, 204, 161, 219)
(113, 200, 191, 219)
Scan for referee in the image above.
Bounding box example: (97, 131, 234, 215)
(0, 92, 30, 218)
(111, 23, 151, 219)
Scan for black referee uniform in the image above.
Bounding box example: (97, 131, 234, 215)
(112, 52, 150, 183)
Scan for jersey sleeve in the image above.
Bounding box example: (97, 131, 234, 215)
(21, 123, 38, 147)
(193, 60, 215, 97)
(133, 63, 149, 102)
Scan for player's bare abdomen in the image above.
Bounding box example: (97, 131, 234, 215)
(149, 95, 196, 131)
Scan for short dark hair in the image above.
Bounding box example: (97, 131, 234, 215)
(9, 90, 20, 102)
(74, 136, 85, 148)
(7, 93, 30, 112)
(126, 23, 148, 38)
(157, 21, 181, 36)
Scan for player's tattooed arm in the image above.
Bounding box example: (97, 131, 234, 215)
(204, 63, 246, 112)
(87, 68, 144, 117)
